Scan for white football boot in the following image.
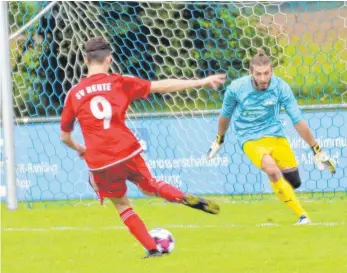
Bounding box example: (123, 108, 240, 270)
(295, 215, 312, 225)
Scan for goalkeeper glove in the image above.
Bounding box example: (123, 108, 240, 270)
(311, 143, 336, 174)
(207, 134, 225, 159)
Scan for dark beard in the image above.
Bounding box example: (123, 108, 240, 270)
(252, 77, 269, 91)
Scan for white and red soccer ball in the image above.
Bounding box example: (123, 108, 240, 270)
(149, 228, 175, 254)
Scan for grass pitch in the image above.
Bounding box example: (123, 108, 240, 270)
(2, 197, 347, 273)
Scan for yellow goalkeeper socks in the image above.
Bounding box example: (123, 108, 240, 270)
(270, 177, 308, 218)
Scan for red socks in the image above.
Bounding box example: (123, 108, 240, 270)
(120, 208, 157, 251)
(119, 181, 185, 251)
(156, 181, 185, 202)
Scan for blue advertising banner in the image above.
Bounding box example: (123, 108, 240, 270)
(1, 110, 346, 201)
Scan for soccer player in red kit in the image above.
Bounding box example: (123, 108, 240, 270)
(60, 37, 225, 258)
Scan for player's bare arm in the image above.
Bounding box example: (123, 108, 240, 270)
(150, 74, 226, 94)
(60, 90, 86, 158)
(60, 131, 86, 158)
(217, 116, 231, 136)
(294, 120, 317, 147)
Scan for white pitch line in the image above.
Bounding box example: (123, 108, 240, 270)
(1, 222, 345, 232)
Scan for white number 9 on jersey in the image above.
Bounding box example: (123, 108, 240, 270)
(90, 96, 112, 129)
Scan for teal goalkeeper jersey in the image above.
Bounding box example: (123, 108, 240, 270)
(220, 75, 303, 149)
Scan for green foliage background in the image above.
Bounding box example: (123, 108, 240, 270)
(8, 1, 347, 118)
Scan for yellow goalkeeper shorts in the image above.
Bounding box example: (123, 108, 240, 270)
(243, 137, 298, 170)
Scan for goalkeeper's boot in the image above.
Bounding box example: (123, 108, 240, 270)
(295, 215, 311, 225)
(143, 249, 162, 259)
(182, 194, 220, 215)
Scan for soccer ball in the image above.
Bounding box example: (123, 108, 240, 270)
(149, 228, 175, 254)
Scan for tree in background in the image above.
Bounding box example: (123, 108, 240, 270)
(8, 1, 347, 118)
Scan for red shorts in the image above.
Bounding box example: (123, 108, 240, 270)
(89, 154, 157, 204)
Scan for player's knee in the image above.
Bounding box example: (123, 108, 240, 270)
(138, 188, 156, 197)
(265, 168, 281, 181)
(262, 164, 280, 180)
(261, 156, 281, 181)
(283, 169, 301, 189)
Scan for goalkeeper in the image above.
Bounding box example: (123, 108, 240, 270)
(207, 48, 336, 225)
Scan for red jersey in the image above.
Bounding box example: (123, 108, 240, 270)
(60, 73, 151, 170)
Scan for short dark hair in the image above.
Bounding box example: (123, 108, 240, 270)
(250, 48, 271, 71)
(85, 36, 111, 63)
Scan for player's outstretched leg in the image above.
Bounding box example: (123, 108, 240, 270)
(129, 155, 220, 215)
(262, 155, 310, 224)
(109, 196, 162, 258)
(270, 179, 311, 225)
(138, 181, 220, 215)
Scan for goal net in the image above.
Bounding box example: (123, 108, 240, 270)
(3, 1, 347, 206)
